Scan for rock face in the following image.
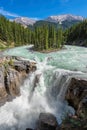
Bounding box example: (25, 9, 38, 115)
(37, 113, 58, 130)
(0, 56, 36, 106)
(65, 77, 87, 117)
(0, 66, 8, 104)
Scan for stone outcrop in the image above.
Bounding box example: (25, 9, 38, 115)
(36, 113, 58, 130)
(0, 56, 36, 106)
(65, 77, 87, 118)
(57, 77, 87, 130)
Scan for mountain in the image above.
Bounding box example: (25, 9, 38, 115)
(13, 14, 84, 29)
(45, 14, 84, 24)
(14, 17, 36, 27)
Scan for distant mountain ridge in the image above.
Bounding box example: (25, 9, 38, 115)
(14, 17, 36, 27)
(45, 14, 84, 24)
(13, 14, 84, 29)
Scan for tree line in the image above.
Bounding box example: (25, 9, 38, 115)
(1, 15, 87, 50)
(0, 15, 64, 50)
(65, 20, 87, 46)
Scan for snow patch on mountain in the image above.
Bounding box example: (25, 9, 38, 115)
(45, 14, 84, 24)
(14, 17, 36, 26)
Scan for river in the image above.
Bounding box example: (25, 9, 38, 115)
(0, 45, 87, 130)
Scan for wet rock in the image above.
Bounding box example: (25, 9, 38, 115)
(34, 74, 41, 88)
(65, 78, 87, 117)
(0, 66, 8, 104)
(26, 128, 34, 130)
(77, 96, 87, 117)
(0, 56, 36, 106)
(4, 68, 21, 96)
(37, 113, 58, 130)
(14, 59, 36, 73)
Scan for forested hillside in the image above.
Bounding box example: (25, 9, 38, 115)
(65, 20, 87, 46)
(0, 15, 87, 51)
(0, 15, 64, 51)
(30, 20, 81, 30)
(0, 15, 32, 48)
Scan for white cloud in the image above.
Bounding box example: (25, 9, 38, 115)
(0, 7, 20, 17)
(0, 7, 40, 20)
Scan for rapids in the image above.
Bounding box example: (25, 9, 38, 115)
(0, 45, 87, 130)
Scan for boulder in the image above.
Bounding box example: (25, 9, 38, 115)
(37, 113, 58, 130)
(65, 77, 87, 117)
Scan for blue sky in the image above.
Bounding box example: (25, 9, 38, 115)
(0, 0, 87, 19)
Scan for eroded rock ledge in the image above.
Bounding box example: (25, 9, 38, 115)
(0, 56, 36, 106)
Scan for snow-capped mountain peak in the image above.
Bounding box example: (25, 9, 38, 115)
(45, 14, 84, 24)
(14, 17, 36, 26)
(13, 14, 84, 27)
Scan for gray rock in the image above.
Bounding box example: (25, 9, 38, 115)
(65, 78, 87, 116)
(0, 56, 36, 106)
(37, 113, 58, 130)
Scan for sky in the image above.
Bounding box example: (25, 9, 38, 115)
(0, 0, 87, 19)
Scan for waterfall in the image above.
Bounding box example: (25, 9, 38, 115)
(2, 45, 87, 130)
(0, 57, 78, 130)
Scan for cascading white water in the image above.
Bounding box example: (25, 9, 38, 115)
(0, 56, 85, 130)
(1, 45, 87, 130)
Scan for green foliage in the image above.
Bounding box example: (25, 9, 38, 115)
(8, 58, 14, 66)
(63, 116, 82, 127)
(33, 25, 64, 51)
(29, 20, 81, 30)
(0, 15, 65, 51)
(0, 15, 32, 47)
(65, 20, 87, 46)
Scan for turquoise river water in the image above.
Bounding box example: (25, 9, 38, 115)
(0, 45, 87, 130)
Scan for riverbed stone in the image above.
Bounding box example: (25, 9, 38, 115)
(37, 113, 58, 130)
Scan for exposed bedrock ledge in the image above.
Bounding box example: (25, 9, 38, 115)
(65, 77, 87, 117)
(0, 56, 36, 106)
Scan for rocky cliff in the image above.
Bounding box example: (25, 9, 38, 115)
(0, 56, 36, 106)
